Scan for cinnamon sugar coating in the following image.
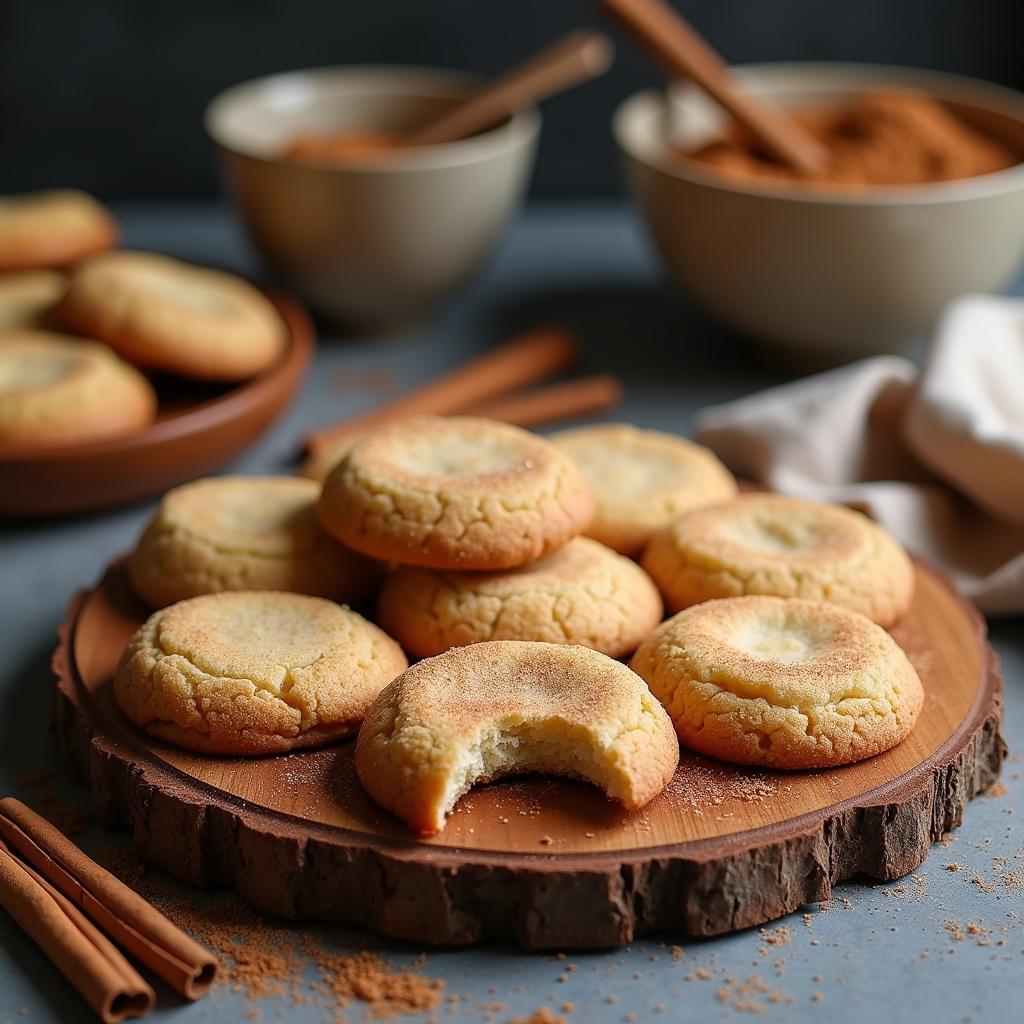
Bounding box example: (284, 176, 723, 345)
(115, 591, 407, 755)
(356, 640, 679, 834)
(0, 329, 156, 447)
(642, 494, 914, 626)
(129, 475, 378, 608)
(552, 423, 737, 556)
(0, 190, 117, 271)
(631, 595, 923, 769)
(377, 537, 662, 658)
(318, 416, 594, 570)
(56, 251, 285, 381)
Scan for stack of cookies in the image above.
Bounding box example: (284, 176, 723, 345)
(0, 189, 286, 449)
(113, 411, 924, 837)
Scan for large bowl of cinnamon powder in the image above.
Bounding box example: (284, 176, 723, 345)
(614, 63, 1024, 358)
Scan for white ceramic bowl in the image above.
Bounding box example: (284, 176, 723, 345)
(207, 67, 540, 331)
(614, 63, 1024, 359)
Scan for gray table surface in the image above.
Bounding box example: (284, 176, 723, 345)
(1, 202, 1021, 1024)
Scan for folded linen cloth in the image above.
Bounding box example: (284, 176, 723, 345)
(694, 294, 1024, 614)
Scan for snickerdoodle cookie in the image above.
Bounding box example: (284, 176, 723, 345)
(377, 537, 662, 659)
(642, 493, 914, 626)
(115, 591, 408, 755)
(56, 251, 285, 381)
(0, 330, 156, 447)
(631, 596, 923, 769)
(551, 424, 738, 556)
(0, 271, 65, 329)
(356, 640, 679, 834)
(0, 190, 117, 271)
(129, 475, 379, 609)
(318, 416, 595, 570)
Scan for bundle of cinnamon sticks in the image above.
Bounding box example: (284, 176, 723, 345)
(0, 798, 217, 1023)
(302, 324, 622, 479)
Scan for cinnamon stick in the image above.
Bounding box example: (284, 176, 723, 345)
(304, 324, 580, 455)
(0, 798, 218, 1001)
(300, 372, 621, 482)
(465, 373, 622, 426)
(0, 838, 154, 1023)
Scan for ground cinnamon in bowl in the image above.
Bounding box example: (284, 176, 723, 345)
(684, 91, 1021, 187)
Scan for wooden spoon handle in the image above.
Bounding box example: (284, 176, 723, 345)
(408, 30, 614, 146)
(601, 0, 828, 173)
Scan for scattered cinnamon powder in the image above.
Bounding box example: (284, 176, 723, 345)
(94, 846, 442, 1019)
(507, 1010, 565, 1024)
(304, 943, 444, 1020)
(758, 926, 792, 947)
(985, 783, 1009, 798)
(663, 761, 779, 811)
(685, 91, 1020, 188)
(716, 975, 794, 1014)
(32, 793, 93, 838)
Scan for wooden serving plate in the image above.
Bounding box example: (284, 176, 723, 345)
(0, 291, 312, 519)
(53, 559, 1005, 950)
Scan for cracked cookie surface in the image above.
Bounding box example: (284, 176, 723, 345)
(318, 415, 595, 570)
(630, 595, 923, 769)
(642, 493, 914, 626)
(551, 423, 737, 556)
(0, 329, 156, 447)
(130, 475, 379, 608)
(115, 591, 408, 755)
(0, 190, 117, 271)
(377, 537, 663, 658)
(356, 640, 679, 834)
(56, 251, 285, 381)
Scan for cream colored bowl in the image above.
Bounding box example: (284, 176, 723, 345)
(206, 67, 540, 331)
(614, 63, 1024, 359)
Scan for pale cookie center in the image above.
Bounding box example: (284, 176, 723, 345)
(572, 446, 692, 496)
(160, 605, 332, 671)
(387, 436, 531, 478)
(730, 617, 829, 664)
(215, 492, 308, 535)
(0, 349, 80, 391)
(128, 266, 235, 314)
(718, 514, 824, 555)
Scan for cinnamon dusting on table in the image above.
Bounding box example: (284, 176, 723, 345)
(684, 91, 1020, 187)
(507, 1009, 566, 1024)
(30, 793, 92, 838)
(94, 847, 443, 1019)
(716, 974, 795, 1014)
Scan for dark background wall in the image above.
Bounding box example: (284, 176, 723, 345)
(2, 0, 1022, 200)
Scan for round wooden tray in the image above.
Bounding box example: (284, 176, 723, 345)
(53, 559, 1005, 950)
(0, 291, 313, 519)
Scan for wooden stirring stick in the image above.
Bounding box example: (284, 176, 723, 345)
(601, 0, 828, 173)
(408, 30, 614, 146)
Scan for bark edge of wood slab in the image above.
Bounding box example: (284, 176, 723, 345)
(52, 559, 1005, 949)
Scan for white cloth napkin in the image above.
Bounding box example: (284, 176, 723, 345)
(694, 294, 1024, 614)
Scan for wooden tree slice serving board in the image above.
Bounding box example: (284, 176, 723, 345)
(53, 558, 1005, 950)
